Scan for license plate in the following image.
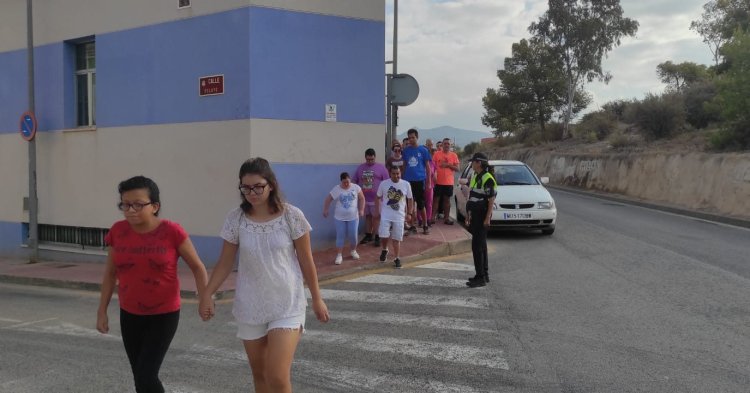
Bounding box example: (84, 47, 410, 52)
(503, 213, 532, 219)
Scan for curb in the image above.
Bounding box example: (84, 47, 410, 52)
(549, 185, 750, 229)
(0, 274, 102, 292)
(0, 274, 235, 300)
(0, 238, 472, 298)
(312, 237, 472, 283)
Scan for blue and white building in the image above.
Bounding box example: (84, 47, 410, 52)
(0, 1, 386, 264)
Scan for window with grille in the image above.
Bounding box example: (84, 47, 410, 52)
(33, 224, 109, 250)
(178, 0, 191, 9)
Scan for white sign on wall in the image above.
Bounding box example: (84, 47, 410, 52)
(325, 104, 337, 122)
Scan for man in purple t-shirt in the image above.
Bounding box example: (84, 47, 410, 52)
(353, 148, 390, 247)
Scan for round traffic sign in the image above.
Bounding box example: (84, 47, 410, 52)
(19, 111, 37, 141)
(391, 74, 420, 106)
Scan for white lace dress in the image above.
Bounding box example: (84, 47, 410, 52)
(220, 204, 311, 325)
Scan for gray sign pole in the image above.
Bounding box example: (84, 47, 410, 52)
(27, 0, 39, 263)
(391, 0, 398, 145)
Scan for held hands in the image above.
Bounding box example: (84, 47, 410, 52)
(313, 297, 330, 323)
(199, 292, 215, 321)
(322, 210, 329, 218)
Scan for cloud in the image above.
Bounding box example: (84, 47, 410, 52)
(386, 0, 713, 132)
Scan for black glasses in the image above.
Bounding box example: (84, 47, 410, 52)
(239, 183, 268, 195)
(118, 202, 154, 212)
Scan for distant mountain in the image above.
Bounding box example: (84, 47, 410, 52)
(397, 126, 492, 149)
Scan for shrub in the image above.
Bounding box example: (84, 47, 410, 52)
(626, 93, 686, 140)
(682, 81, 720, 129)
(542, 122, 565, 141)
(462, 141, 480, 157)
(574, 110, 618, 140)
(601, 100, 630, 121)
(709, 120, 750, 151)
(608, 130, 639, 150)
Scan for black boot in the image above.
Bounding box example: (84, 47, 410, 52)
(466, 276, 486, 288)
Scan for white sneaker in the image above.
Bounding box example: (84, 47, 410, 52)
(350, 250, 360, 260)
(334, 254, 343, 265)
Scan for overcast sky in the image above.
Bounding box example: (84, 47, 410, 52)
(385, 0, 714, 134)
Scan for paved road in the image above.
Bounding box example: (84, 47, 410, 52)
(487, 189, 750, 392)
(2, 189, 749, 392)
(0, 260, 505, 393)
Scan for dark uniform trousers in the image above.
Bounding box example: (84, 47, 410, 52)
(468, 205, 489, 279)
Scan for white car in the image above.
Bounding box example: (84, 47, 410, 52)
(454, 160, 557, 235)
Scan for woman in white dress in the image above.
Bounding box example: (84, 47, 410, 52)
(200, 157, 329, 393)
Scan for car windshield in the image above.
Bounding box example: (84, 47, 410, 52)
(493, 165, 538, 186)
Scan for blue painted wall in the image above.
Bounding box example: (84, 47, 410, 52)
(249, 7, 385, 124)
(0, 49, 30, 134)
(273, 162, 363, 249)
(0, 221, 25, 257)
(0, 43, 74, 133)
(97, 9, 251, 128)
(1, 7, 384, 132)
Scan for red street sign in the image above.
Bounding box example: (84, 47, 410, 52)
(199, 75, 224, 96)
(19, 111, 37, 141)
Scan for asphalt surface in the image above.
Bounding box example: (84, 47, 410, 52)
(2, 189, 749, 392)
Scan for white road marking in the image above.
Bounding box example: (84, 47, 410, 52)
(1, 317, 58, 329)
(17, 322, 120, 340)
(0, 317, 22, 323)
(179, 344, 246, 365)
(181, 345, 500, 392)
(347, 274, 468, 288)
(294, 358, 494, 393)
(416, 262, 475, 271)
(314, 289, 489, 309)
(304, 330, 509, 370)
(329, 310, 496, 333)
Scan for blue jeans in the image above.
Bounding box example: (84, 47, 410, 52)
(335, 218, 359, 249)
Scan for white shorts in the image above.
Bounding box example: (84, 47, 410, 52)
(379, 219, 405, 242)
(236, 314, 306, 341)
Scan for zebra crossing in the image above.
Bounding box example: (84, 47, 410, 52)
(291, 260, 508, 392)
(0, 261, 510, 392)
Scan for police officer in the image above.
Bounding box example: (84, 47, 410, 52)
(465, 152, 496, 288)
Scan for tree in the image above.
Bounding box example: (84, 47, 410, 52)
(691, 0, 750, 67)
(482, 38, 590, 138)
(656, 61, 710, 91)
(482, 39, 565, 136)
(529, 0, 639, 138)
(712, 29, 750, 148)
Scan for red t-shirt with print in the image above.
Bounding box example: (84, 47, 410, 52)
(105, 220, 187, 315)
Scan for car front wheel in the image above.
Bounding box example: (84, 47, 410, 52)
(541, 228, 555, 235)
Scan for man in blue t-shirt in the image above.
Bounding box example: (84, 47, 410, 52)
(401, 128, 433, 235)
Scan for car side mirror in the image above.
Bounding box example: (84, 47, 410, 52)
(540, 177, 549, 184)
(458, 178, 468, 186)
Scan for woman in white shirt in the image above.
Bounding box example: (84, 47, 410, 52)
(323, 172, 365, 265)
(200, 157, 329, 393)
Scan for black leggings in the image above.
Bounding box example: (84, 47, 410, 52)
(120, 309, 180, 393)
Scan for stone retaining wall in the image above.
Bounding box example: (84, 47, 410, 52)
(494, 149, 750, 220)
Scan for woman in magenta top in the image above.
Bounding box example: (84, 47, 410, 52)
(97, 176, 208, 393)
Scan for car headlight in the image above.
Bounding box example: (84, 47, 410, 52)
(538, 201, 554, 209)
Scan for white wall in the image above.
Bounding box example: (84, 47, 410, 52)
(0, 0, 384, 53)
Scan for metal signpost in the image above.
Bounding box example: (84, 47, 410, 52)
(26, 0, 39, 263)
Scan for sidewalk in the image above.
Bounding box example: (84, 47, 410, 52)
(0, 221, 471, 298)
